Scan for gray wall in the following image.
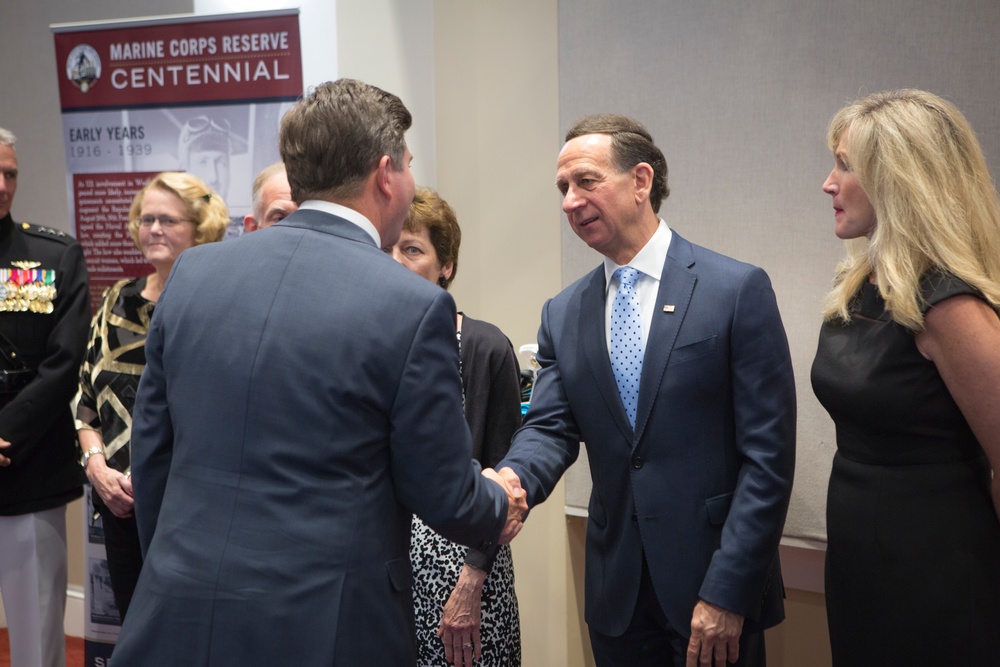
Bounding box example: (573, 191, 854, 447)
(558, 0, 1000, 542)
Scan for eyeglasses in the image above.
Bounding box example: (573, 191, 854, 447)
(137, 215, 194, 228)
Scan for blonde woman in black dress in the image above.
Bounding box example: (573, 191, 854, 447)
(77, 172, 228, 620)
(811, 90, 1000, 666)
(388, 188, 521, 667)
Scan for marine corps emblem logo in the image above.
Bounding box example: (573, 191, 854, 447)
(66, 44, 101, 93)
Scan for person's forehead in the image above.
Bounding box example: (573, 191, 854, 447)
(141, 186, 186, 211)
(560, 132, 612, 155)
(264, 173, 290, 194)
(557, 134, 613, 176)
(262, 175, 292, 204)
(0, 144, 17, 167)
(398, 226, 430, 243)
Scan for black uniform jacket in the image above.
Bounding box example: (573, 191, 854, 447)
(0, 213, 90, 515)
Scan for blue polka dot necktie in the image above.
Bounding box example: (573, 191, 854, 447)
(610, 266, 644, 427)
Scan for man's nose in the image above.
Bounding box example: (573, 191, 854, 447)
(562, 188, 584, 212)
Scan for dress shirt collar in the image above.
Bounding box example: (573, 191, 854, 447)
(603, 219, 672, 292)
(298, 200, 382, 248)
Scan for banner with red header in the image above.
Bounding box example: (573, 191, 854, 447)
(51, 11, 302, 665)
(52, 9, 303, 310)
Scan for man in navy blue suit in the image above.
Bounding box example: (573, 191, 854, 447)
(113, 79, 526, 666)
(496, 115, 795, 666)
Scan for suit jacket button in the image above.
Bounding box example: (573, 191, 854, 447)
(631, 456, 644, 469)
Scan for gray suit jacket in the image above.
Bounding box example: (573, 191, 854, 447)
(500, 231, 796, 636)
(113, 209, 507, 665)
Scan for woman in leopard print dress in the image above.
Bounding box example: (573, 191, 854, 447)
(389, 188, 521, 667)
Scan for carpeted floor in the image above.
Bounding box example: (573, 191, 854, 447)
(0, 628, 85, 666)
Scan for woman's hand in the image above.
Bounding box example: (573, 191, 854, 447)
(438, 563, 487, 667)
(80, 429, 134, 518)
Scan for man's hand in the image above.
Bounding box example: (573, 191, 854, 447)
(687, 600, 744, 667)
(481, 467, 528, 544)
(0, 437, 11, 467)
(437, 563, 486, 667)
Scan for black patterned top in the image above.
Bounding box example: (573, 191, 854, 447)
(76, 277, 154, 475)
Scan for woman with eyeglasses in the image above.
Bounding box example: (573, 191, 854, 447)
(76, 171, 228, 620)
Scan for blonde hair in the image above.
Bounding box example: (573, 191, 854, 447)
(128, 172, 229, 249)
(823, 89, 1000, 329)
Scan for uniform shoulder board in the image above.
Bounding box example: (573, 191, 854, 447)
(19, 222, 76, 244)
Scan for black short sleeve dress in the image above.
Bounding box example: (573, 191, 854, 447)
(811, 271, 1000, 666)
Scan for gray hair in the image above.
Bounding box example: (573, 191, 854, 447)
(251, 162, 287, 220)
(0, 128, 16, 148)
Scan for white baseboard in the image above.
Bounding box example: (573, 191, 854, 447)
(0, 585, 85, 638)
(65, 585, 85, 637)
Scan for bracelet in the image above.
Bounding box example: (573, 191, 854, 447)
(81, 446, 105, 468)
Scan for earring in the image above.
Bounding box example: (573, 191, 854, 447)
(438, 276, 448, 288)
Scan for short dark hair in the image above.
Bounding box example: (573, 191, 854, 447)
(279, 79, 412, 203)
(404, 187, 461, 289)
(565, 114, 669, 213)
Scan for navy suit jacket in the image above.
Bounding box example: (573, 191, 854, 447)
(113, 209, 508, 666)
(500, 231, 795, 636)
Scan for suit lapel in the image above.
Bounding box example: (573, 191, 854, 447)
(579, 268, 634, 440)
(633, 233, 697, 445)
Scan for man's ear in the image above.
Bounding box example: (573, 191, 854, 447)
(375, 155, 394, 199)
(243, 214, 259, 233)
(633, 162, 654, 204)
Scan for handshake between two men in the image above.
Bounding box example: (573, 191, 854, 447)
(482, 467, 528, 544)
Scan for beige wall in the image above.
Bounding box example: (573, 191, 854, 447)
(432, 2, 574, 663)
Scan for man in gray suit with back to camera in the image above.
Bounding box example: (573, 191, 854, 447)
(111, 78, 527, 666)
(495, 114, 795, 667)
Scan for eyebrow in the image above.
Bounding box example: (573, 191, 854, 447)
(555, 167, 601, 186)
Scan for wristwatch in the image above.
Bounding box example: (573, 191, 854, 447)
(81, 446, 104, 468)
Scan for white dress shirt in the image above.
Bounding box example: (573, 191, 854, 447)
(299, 199, 382, 248)
(604, 219, 672, 353)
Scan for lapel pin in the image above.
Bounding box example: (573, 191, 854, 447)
(662, 305, 675, 313)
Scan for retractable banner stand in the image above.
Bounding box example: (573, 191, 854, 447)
(51, 11, 302, 664)
(52, 9, 303, 310)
